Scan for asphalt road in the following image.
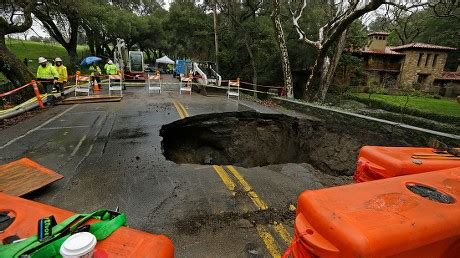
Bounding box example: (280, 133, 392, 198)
(0, 83, 349, 257)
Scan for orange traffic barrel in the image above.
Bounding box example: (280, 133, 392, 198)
(0, 193, 174, 257)
(286, 167, 460, 258)
(354, 146, 460, 182)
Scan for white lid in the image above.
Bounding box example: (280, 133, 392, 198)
(60, 232, 97, 257)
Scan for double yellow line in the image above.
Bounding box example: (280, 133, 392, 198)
(212, 165, 292, 257)
(170, 100, 291, 256)
(172, 100, 189, 119)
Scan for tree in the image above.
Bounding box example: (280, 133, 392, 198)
(0, 0, 36, 87)
(33, 0, 85, 68)
(271, 0, 293, 98)
(287, 0, 395, 101)
(219, 0, 265, 96)
(369, 8, 426, 45)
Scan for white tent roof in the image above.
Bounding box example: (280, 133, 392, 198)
(156, 55, 174, 64)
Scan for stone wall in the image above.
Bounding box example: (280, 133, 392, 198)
(399, 50, 448, 89)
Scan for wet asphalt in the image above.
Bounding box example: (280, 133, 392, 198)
(0, 80, 349, 257)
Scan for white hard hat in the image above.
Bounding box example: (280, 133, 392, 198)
(55, 57, 62, 62)
(108, 60, 113, 64)
(38, 57, 47, 63)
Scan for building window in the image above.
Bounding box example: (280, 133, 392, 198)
(425, 53, 431, 67)
(432, 54, 438, 67)
(417, 53, 424, 67)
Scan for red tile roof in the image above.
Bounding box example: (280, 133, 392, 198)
(436, 71, 460, 81)
(391, 43, 457, 51)
(358, 47, 405, 56)
(368, 32, 390, 36)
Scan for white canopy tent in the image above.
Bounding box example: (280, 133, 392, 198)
(155, 56, 175, 64)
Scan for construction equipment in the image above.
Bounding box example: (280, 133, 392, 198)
(113, 38, 145, 81)
(193, 61, 221, 86)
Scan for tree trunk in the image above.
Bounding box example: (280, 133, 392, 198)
(315, 29, 347, 101)
(271, 0, 293, 98)
(0, 36, 34, 87)
(66, 45, 78, 73)
(0, 36, 35, 101)
(213, 1, 219, 74)
(305, 48, 328, 99)
(244, 40, 257, 98)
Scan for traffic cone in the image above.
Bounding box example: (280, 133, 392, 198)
(93, 79, 100, 93)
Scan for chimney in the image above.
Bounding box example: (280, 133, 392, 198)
(367, 32, 390, 51)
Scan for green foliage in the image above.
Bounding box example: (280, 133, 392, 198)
(5, 39, 89, 72)
(349, 93, 460, 125)
(164, 2, 213, 60)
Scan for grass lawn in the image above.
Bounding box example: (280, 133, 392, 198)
(1, 39, 90, 83)
(352, 93, 460, 118)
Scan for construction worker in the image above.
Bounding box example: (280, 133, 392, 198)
(53, 57, 67, 96)
(89, 62, 102, 88)
(36, 57, 59, 94)
(104, 60, 118, 75)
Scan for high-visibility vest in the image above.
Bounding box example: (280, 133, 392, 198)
(53, 65, 68, 83)
(89, 65, 101, 76)
(105, 64, 118, 75)
(36, 64, 58, 79)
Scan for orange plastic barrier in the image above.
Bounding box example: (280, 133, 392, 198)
(287, 167, 460, 258)
(0, 193, 174, 257)
(354, 146, 460, 182)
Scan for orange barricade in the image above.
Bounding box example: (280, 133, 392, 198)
(354, 146, 460, 182)
(286, 167, 460, 258)
(0, 193, 174, 257)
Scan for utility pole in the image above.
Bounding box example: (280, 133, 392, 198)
(212, 0, 219, 73)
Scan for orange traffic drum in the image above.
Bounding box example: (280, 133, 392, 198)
(287, 167, 460, 258)
(0, 193, 174, 257)
(354, 146, 460, 182)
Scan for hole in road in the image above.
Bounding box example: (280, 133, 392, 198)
(161, 112, 311, 168)
(160, 111, 425, 176)
(160, 112, 363, 176)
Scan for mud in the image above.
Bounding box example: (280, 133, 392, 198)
(161, 111, 433, 176)
(174, 208, 295, 235)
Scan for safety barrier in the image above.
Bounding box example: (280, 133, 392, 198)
(0, 80, 44, 112)
(109, 74, 123, 96)
(74, 71, 91, 96)
(227, 78, 240, 100)
(179, 75, 193, 95)
(354, 146, 460, 182)
(148, 72, 161, 94)
(286, 167, 460, 257)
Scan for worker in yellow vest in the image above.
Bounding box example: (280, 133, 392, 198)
(104, 60, 118, 75)
(36, 57, 59, 94)
(89, 62, 102, 88)
(53, 57, 68, 96)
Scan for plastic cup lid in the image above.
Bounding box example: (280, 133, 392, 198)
(60, 232, 97, 256)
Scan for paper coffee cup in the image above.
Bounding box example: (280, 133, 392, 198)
(60, 232, 97, 258)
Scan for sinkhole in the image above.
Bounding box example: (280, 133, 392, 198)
(159, 111, 389, 176)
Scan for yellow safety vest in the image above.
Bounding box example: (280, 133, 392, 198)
(36, 64, 59, 79)
(89, 65, 101, 76)
(105, 64, 118, 75)
(53, 65, 68, 83)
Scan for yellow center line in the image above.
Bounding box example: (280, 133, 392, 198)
(212, 165, 236, 191)
(273, 222, 292, 245)
(226, 165, 268, 210)
(256, 225, 282, 258)
(172, 100, 185, 119)
(177, 101, 189, 117)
